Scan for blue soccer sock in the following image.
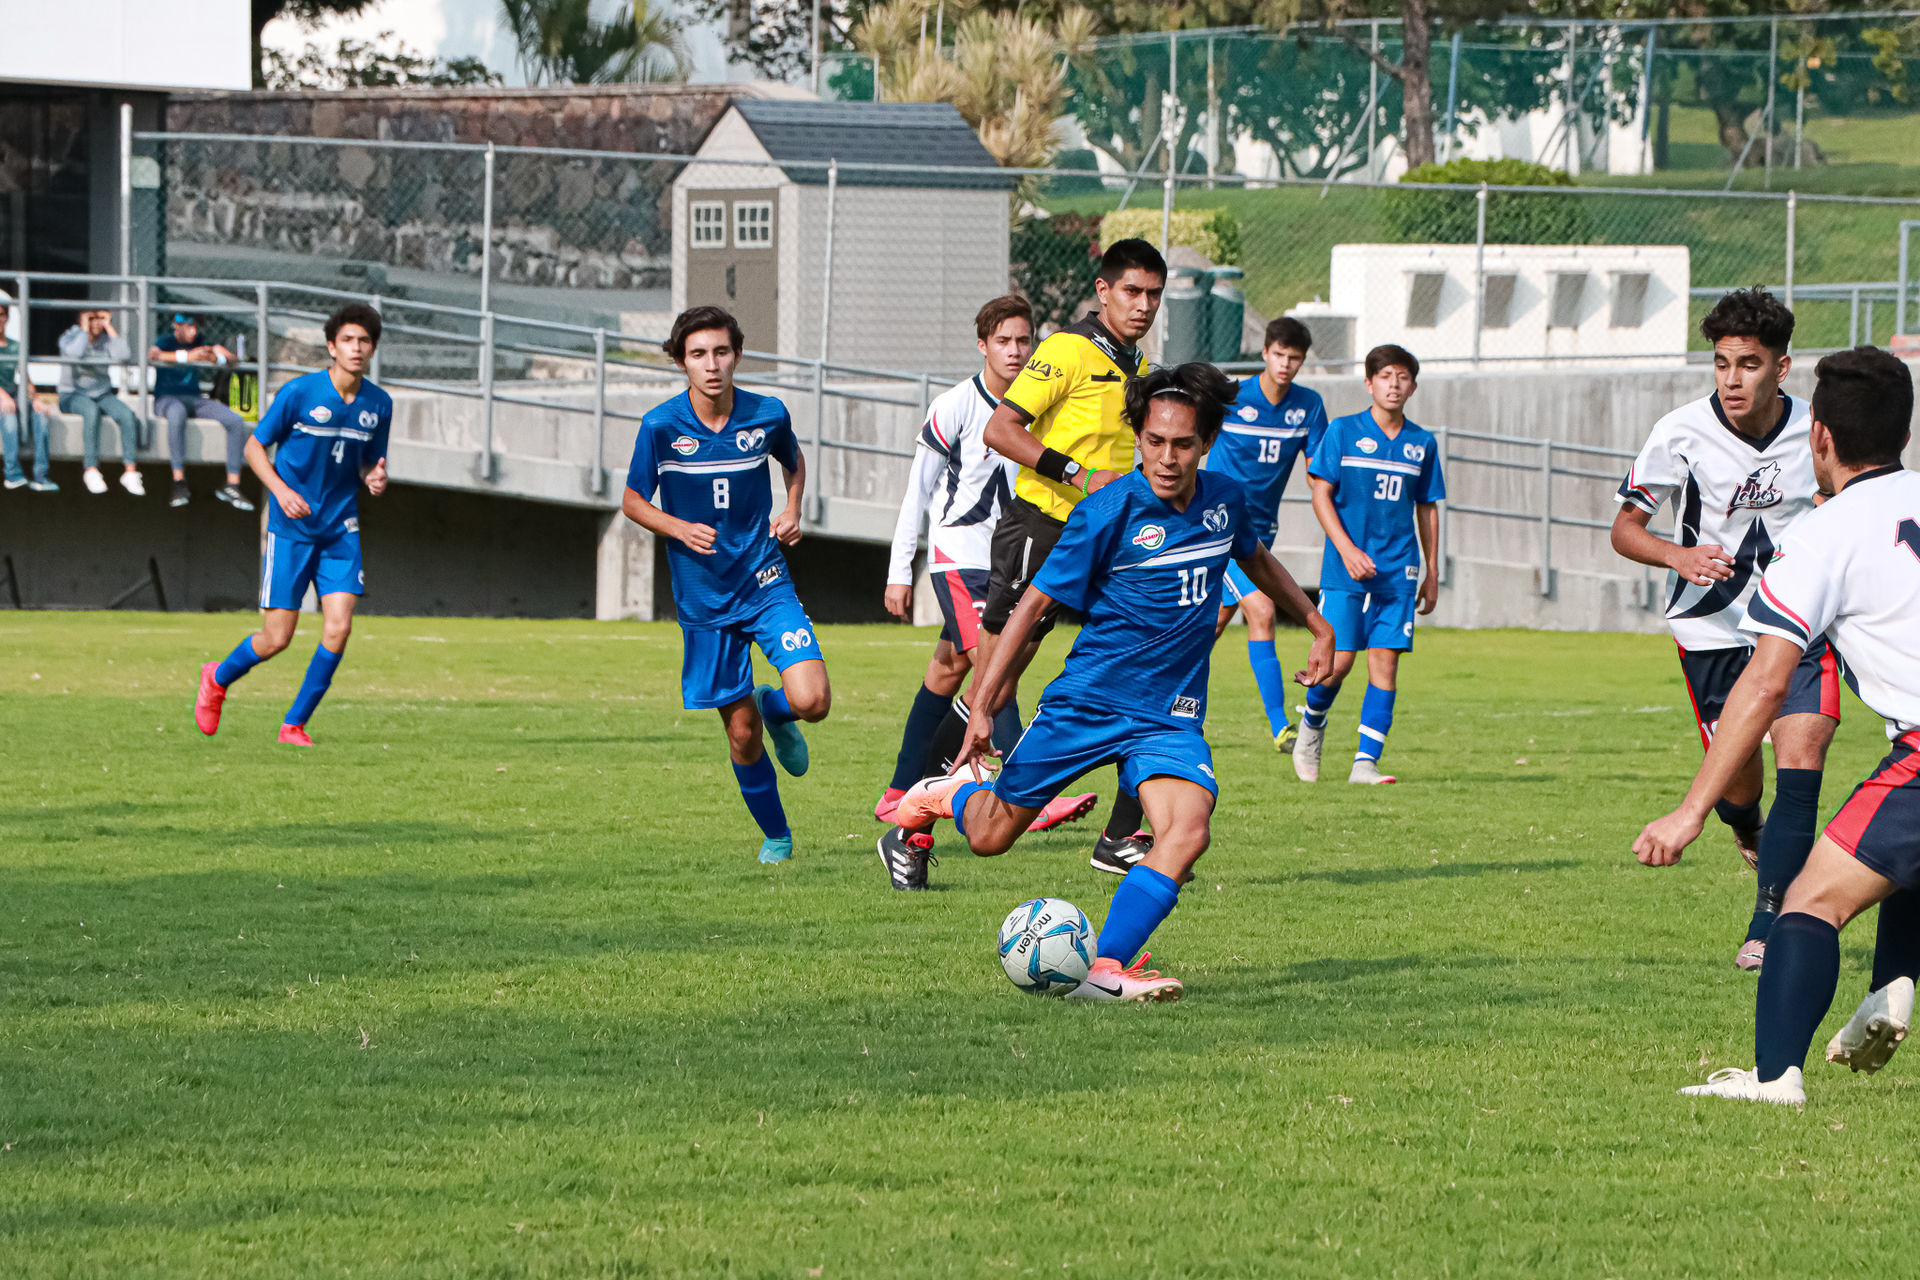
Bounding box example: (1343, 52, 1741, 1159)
(950, 780, 991, 839)
(1747, 768, 1823, 942)
(732, 753, 791, 839)
(1096, 865, 1181, 966)
(889, 684, 953, 791)
(990, 697, 1023, 757)
(759, 687, 798, 726)
(283, 643, 343, 727)
(1355, 684, 1397, 762)
(1247, 640, 1292, 736)
(1302, 681, 1339, 731)
(214, 636, 266, 687)
(1755, 912, 1840, 1082)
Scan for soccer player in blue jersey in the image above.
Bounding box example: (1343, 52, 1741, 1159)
(883, 365, 1335, 998)
(194, 303, 391, 746)
(1207, 316, 1328, 755)
(620, 305, 830, 865)
(1293, 344, 1445, 786)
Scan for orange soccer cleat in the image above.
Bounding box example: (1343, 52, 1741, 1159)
(278, 723, 314, 748)
(194, 662, 228, 736)
(1067, 953, 1184, 1003)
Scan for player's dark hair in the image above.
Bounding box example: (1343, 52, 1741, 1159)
(324, 303, 382, 348)
(1701, 287, 1795, 356)
(1096, 238, 1168, 287)
(665, 305, 745, 363)
(1364, 343, 1419, 381)
(1265, 315, 1313, 354)
(974, 294, 1034, 342)
(1811, 346, 1914, 467)
(1123, 362, 1236, 445)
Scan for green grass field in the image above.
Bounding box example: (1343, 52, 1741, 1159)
(5, 612, 1919, 1276)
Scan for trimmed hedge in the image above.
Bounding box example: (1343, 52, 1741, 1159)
(1383, 159, 1589, 246)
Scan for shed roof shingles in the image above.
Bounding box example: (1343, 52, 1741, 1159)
(730, 100, 1014, 189)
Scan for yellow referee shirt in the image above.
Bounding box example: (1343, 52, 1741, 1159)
(1001, 313, 1148, 522)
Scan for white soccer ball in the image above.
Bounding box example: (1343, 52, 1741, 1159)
(998, 897, 1094, 996)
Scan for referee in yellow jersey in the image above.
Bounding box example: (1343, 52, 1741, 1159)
(977, 237, 1167, 874)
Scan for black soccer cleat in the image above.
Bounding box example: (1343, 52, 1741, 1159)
(877, 827, 935, 891)
(1090, 831, 1154, 876)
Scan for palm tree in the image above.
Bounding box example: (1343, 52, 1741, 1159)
(500, 0, 690, 84)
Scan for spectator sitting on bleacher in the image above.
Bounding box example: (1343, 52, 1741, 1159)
(57, 309, 144, 496)
(150, 313, 255, 511)
(1, 287, 56, 492)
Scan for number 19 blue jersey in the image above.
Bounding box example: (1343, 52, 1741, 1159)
(1306, 411, 1446, 595)
(1203, 378, 1327, 546)
(625, 388, 801, 628)
(253, 369, 393, 540)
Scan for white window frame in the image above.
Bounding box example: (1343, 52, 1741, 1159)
(690, 201, 727, 247)
(733, 200, 774, 249)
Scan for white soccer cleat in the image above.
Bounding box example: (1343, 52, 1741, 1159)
(1066, 953, 1183, 1003)
(1826, 977, 1914, 1074)
(1292, 722, 1323, 782)
(1679, 1065, 1805, 1106)
(1349, 758, 1397, 785)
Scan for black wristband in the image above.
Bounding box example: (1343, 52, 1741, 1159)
(1035, 448, 1074, 483)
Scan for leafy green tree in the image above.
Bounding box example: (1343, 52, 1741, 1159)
(251, 0, 376, 87)
(500, 0, 689, 84)
(264, 32, 502, 89)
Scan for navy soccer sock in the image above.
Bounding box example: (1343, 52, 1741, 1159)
(1870, 890, 1920, 993)
(1714, 797, 1764, 833)
(990, 697, 1023, 757)
(284, 644, 342, 727)
(1103, 790, 1145, 840)
(1302, 681, 1338, 731)
(1747, 768, 1823, 942)
(889, 684, 953, 791)
(1096, 865, 1181, 966)
(732, 754, 790, 839)
(1247, 640, 1292, 736)
(1355, 684, 1397, 762)
(759, 687, 798, 726)
(1754, 911, 1841, 1082)
(924, 697, 971, 775)
(214, 636, 266, 687)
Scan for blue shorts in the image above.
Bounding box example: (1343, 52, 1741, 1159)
(1223, 561, 1258, 606)
(1320, 588, 1415, 652)
(994, 699, 1218, 811)
(261, 529, 363, 610)
(680, 584, 824, 710)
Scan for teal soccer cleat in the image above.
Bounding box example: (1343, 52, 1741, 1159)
(758, 834, 794, 864)
(754, 684, 810, 776)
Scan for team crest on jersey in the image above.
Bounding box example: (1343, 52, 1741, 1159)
(1727, 461, 1784, 515)
(309, 406, 332, 424)
(735, 428, 766, 452)
(670, 435, 699, 456)
(1131, 524, 1167, 551)
(756, 565, 782, 588)
(1357, 436, 1377, 454)
(1202, 504, 1230, 533)
(1170, 696, 1201, 719)
(1403, 443, 1426, 462)
(1285, 407, 1307, 426)
(359, 410, 379, 429)
(1238, 405, 1260, 422)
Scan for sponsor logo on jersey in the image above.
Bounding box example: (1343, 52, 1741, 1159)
(309, 406, 332, 424)
(779, 627, 814, 652)
(359, 410, 379, 429)
(1285, 407, 1307, 426)
(1239, 405, 1260, 422)
(1023, 357, 1057, 379)
(736, 428, 766, 452)
(1356, 436, 1377, 454)
(1131, 524, 1167, 550)
(1203, 504, 1230, 533)
(343, 517, 360, 533)
(670, 435, 699, 456)
(756, 565, 782, 588)
(1727, 461, 1784, 515)
(1403, 443, 1426, 462)
(1170, 695, 1201, 719)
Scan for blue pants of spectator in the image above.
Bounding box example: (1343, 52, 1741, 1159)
(158, 395, 249, 476)
(2, 408, 51, 484)
(59, 392, 139, 470)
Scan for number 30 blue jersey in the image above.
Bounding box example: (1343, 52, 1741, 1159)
(1306, 411, 1446, 595)
(253, 369, 393, 540)
(625, 388, 801, 628)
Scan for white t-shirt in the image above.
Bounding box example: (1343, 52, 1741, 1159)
(1617, 391, 1816, 651)
(1744, 466, 1920, 741)
(886, 374, 1015, 585)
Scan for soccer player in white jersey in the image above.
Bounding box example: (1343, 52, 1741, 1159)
(1611, 288, 1839, 971)
(873, 295, 1095, 842)
(1635, 346, 1917, 1106)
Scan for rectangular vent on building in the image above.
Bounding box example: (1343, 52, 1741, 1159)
(1405, 271, 1446, 328)
(1482, 272, 1518, 329)
(1548, 271, 1588, 328)
(1610, 271, 1650, 328)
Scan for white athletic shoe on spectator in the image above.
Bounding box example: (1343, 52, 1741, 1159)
(1292, 722, 1323, 782)
(83, 467, 108, 494)
(1679, 1065, 1805, 1106)
(1349, 759, 1397, 785)
(1826, 977, 1914, 1074)
(119, 469, 145, 496)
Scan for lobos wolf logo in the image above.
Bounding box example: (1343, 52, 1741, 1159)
(1727, 462, 1783, 515)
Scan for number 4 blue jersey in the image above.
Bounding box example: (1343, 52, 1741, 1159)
(1203, 378, 1327, 546)
(1033, 469, 1262, 730)
(1307, 411, 1445, 595)
(253, 369, 393, 540)
(625, 387, 801, 628)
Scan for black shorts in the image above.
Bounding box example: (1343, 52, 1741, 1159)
(983, 496, 1068, 638)
(1827, 729, 1920, 888)
(1676, 639, 1841, 749)
(928, 565, 990, 653)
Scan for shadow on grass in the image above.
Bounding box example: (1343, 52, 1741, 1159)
(1253, 857, 1580, 887)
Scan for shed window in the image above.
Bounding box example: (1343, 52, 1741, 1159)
(734, 201, 773, 247)
(1405, 270, 1446, 328)
(1481, 272, 1517, 329)
(691, 202, 726, 247)
(1610, 271, 1650, 328)
(1549, 270, 1588, 328)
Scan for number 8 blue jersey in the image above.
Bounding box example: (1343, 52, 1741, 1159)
(1306, 410, 1446, 595)
(253, 369, 393, 540)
